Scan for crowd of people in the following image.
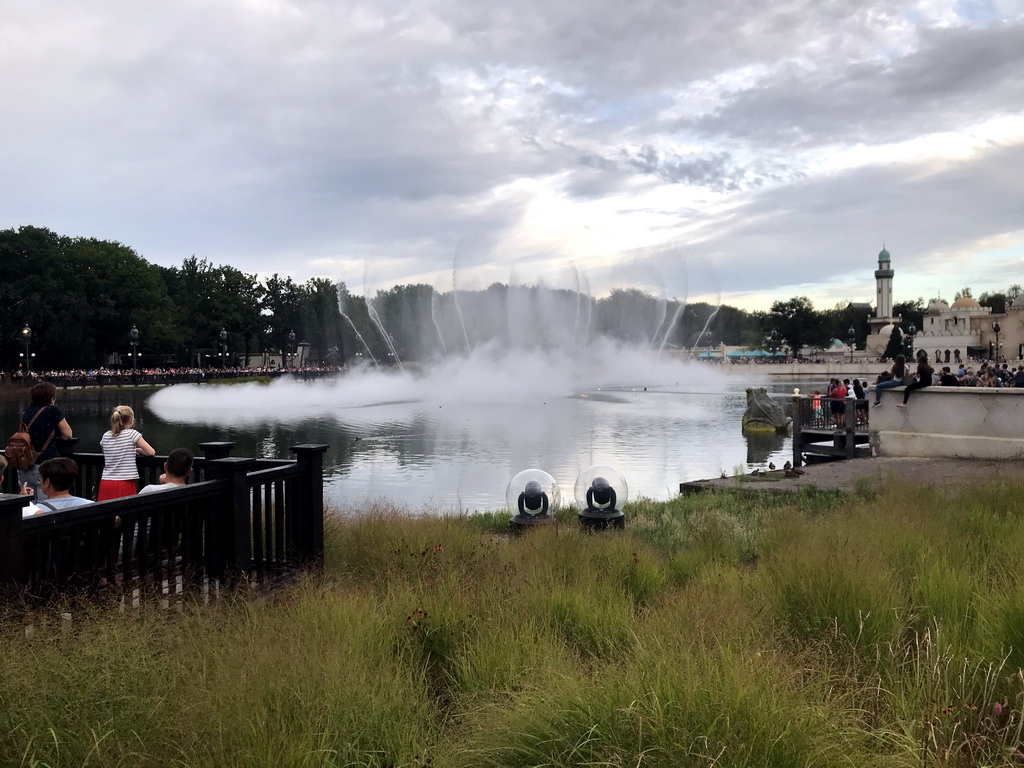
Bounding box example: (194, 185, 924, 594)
(2, 364, 343, 386)
(871, 353, 1024, 408)
(2, 381, 194, 517)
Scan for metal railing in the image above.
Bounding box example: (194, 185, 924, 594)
(791, 394, 870, 466)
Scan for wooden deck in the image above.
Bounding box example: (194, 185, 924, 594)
(792, 397, 870, 466)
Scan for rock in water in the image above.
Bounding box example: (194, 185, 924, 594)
(741, 387, 793, 434)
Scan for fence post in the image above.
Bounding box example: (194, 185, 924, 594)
(845, 395, 856, 459)
(199, 442, 236, 461)
(292, 444, 328, 565)
(205, 458, 255, 578)
(791, 391, 803, 468)
(0, 494, 31, 589)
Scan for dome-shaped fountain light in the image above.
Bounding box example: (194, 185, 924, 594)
(507, 469, 560, 532)
(575, 465, 627, 530)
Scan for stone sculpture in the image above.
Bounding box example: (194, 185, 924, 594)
(741, 387, 792, 434)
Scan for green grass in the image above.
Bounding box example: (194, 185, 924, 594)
(5, 477, 1024, 766)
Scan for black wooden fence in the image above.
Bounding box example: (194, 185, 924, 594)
(0, 442, 327, 598)
(791, 394, 870, 466)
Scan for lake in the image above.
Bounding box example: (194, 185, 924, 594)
(36, 355, 809, 513)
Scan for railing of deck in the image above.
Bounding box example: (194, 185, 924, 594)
(0, 443, 327, 598)
(790, 394, 870, 467)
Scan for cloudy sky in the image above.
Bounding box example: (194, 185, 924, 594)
(3, 0, 1023, 310)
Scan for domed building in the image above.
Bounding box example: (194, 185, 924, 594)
(916, 293, 991, 364)
(975, 293, 1024, 362)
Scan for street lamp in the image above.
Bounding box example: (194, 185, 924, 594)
(993, 322, 1001, 362)
(218, 328, 228, 367)
(287, 330, 296, 368)
(129, 325, 140, 372)
(20, 324, 32, 376)
(847, 326, 856, 364)
(906, 324, 916, 358)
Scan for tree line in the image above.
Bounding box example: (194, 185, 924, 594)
(5, 225, 1002, 371)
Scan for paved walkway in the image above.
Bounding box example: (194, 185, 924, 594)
(682, 457, 1024, 494)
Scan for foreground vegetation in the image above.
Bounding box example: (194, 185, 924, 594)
(4, 479, 1024, 767)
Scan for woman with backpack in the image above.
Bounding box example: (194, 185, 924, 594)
(9, 382, 73, 501)
(97, 405, 156, 501)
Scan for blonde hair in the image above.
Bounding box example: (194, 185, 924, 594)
(110, 405, 135, 436)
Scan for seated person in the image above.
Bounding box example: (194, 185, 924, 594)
(138, 448, 193, 493)
(938, 366, 960, 386)
(31, 458, 94, 512)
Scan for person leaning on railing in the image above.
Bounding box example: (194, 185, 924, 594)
(97, 405, 156, 501)
(15, 381, 74, 500)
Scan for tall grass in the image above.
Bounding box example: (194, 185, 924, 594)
(4, 477, 1024, 766)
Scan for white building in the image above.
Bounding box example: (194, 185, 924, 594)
(916, 297, 991, 364)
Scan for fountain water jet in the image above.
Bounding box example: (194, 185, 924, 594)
(337, 290, 379, 366)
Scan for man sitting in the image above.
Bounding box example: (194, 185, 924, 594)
(938, 366, 960, 386)
(31, 458, 94, 512)
(138, 448, 194, 494)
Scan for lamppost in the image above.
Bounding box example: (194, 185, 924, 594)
(129, 325, 139, 372)
(847, 326, 856, 364)
(218, 328, 228, 368)
(993, 321, 1001, 362)
(20, 323, 32, 376)
(906, 324, 916, 358)
(287, 330, 296, 368)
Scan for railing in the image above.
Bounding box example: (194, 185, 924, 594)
(791, 395, 870, 466)
(0, 442, 327, 598)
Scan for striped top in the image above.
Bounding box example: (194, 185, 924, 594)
(100, 428, 143, 480)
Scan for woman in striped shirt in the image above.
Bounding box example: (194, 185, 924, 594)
(97, 405, 156, 501)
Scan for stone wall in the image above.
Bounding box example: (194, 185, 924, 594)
(870, 386, 1024, 460)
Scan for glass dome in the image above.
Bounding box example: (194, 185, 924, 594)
(574, 465, 628, 512)
(506, 469, 560, 519)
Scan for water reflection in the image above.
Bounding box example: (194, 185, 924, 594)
(745, 431, 787, 465)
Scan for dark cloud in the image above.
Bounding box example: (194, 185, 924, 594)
(691, 21, 1024, 146)
(640, 140, 1024, 299)
(0, 1, 1022, 303)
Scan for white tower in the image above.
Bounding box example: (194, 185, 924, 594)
(874, 246, 893, 321)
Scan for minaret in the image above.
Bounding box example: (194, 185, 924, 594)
(867, 245, 896, 340)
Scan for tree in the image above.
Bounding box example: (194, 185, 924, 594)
(892, 299, 924, 335)
(765, 297, 831, 358)
(882, 327, 904, 361)
(954, 286, 973, 300)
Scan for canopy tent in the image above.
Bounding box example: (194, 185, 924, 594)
(697, 351, 720, 359)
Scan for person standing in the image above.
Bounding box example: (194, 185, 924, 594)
(16, 382, 73, 501)
(97, 405, 156, 501)
(899, 352, 934, 407)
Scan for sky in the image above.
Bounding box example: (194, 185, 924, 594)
(2, 0, 1023, 311)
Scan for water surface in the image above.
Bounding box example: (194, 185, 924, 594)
(46, 369, 804, 512)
